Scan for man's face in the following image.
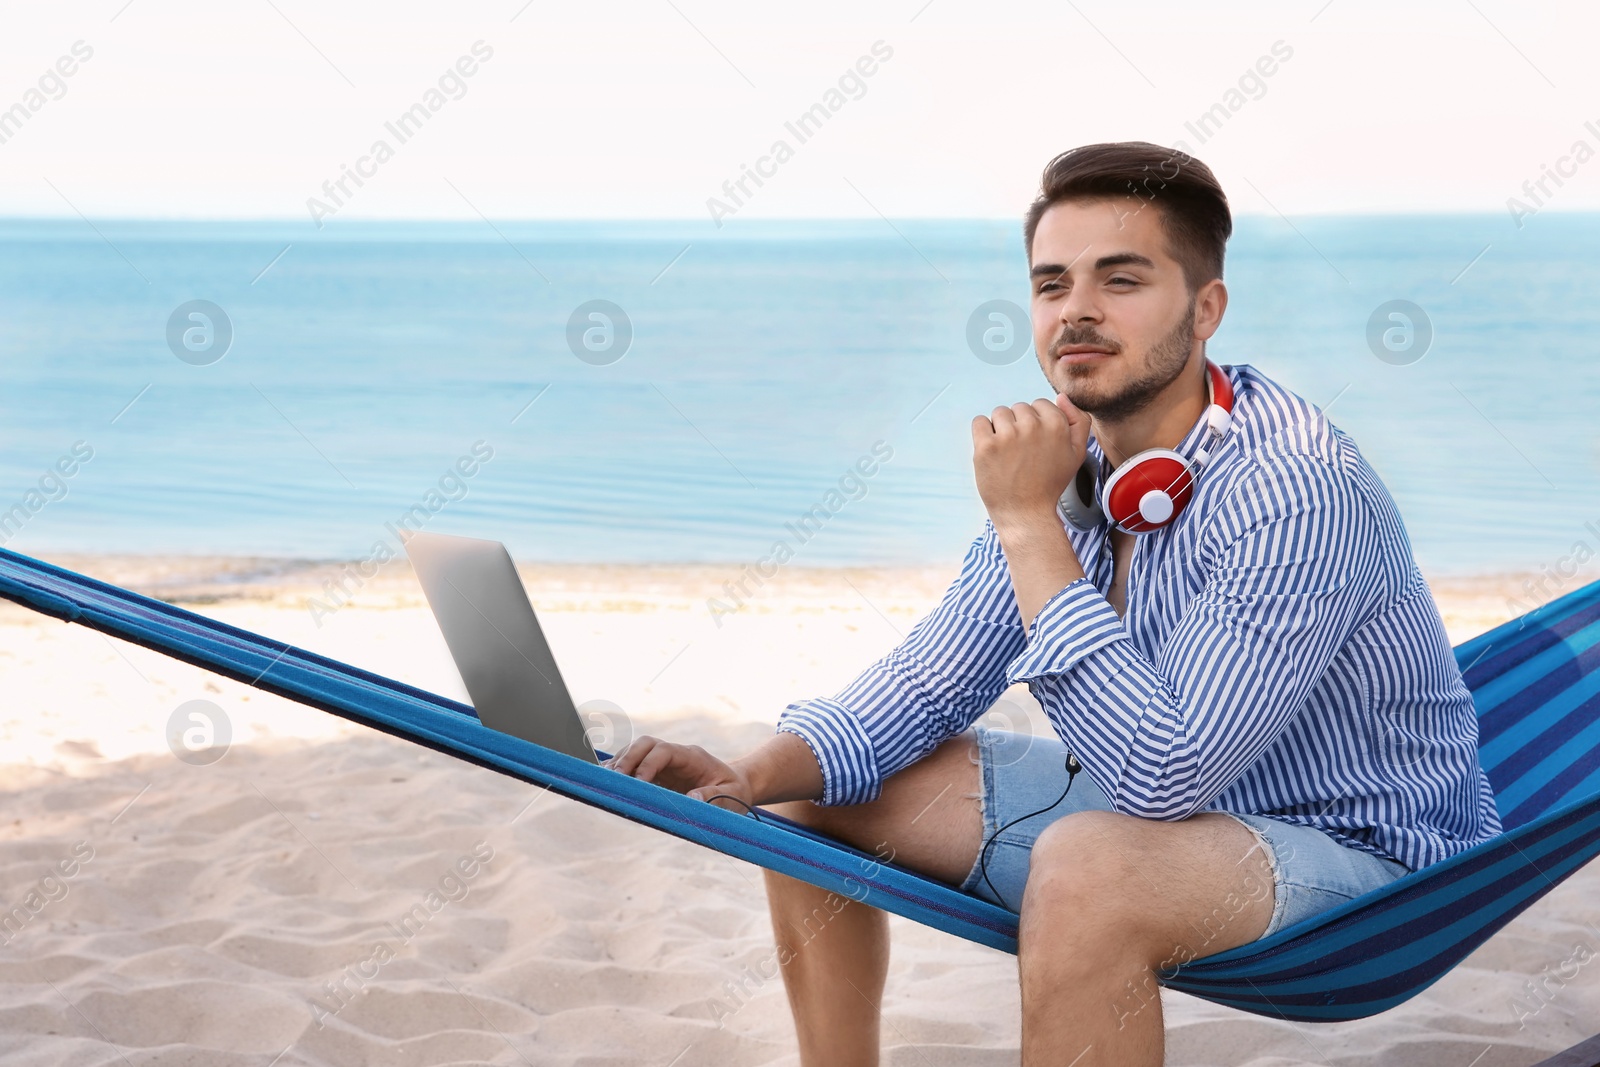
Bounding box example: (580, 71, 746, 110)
(1028, 197, 1207, 422)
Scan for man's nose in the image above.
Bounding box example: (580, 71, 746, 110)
(1059, 283, 1101, 325)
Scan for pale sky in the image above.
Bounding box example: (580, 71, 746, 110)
(1, 0, 1595, 222)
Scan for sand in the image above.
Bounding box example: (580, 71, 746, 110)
(1, 555, 1596, 1066)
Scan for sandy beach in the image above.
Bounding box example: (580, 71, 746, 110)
(2, 555, 1597, 1066)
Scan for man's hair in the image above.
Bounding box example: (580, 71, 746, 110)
(1023, 141, 1232, 292)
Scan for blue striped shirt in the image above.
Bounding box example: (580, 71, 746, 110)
(777, 362, 1502, 872)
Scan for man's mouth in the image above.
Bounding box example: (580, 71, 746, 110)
(1056, 345, 1115, 364)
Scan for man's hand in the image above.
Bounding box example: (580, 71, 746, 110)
(971, 393, 1091, 531)
(605, 731, 825, 809)
(604, 736, 756, 811)
(972, 393, 1091, 630)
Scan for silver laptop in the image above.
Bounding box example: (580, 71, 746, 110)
(403, 530, 598, 764)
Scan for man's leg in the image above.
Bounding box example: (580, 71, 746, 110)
(761, 731, 985, 1067)
(1017, 809, 1276, 1067)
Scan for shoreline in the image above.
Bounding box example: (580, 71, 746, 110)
(20, 549, 1580, 643)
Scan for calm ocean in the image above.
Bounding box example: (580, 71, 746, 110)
(1, 215, 1595, 577)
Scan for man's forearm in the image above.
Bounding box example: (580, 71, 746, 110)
(992, 514, 1087, 631)
(741, 517, 1085, 809)
(732, 731, 827, 805)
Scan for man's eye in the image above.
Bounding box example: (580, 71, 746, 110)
(1039, 282, 1063, 293)
(1109, 277, 1138, 287)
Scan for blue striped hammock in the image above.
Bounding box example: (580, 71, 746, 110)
(2, 545, 1595, 1023)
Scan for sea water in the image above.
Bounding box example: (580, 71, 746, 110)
(0, 214, 1595, 576)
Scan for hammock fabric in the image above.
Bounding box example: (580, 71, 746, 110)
(3, 545, 1598, 1023)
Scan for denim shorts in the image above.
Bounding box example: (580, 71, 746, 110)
(957, 726, 1412, 938)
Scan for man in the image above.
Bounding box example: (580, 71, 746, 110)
(607, 142, 1502, 1066)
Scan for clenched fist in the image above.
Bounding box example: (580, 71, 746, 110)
(971, 393, 1091, 530)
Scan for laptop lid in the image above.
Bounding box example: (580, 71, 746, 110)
(403, 530, 597, 764)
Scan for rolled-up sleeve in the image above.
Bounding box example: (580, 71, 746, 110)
(1008, 449, 1386, 819)
(777, 521, 1026, 806)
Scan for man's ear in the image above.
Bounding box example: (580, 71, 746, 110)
(1193, 278, 1228, 342)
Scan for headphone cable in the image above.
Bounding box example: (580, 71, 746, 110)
(978, 752, 1081, 912)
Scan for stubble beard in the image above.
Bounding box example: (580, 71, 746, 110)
(1052, 297, 1198, 422)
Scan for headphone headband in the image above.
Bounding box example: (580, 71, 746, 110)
(1204, 358, 1235, 414)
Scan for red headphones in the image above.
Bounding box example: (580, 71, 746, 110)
(1058, 360, 1235, 534)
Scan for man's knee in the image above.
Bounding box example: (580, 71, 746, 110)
(1020, 810, 1275, 967)
(1019, 810, 1161, 954)
(1013, 812, 1160, 992)
(1027, 811, 1149, 902)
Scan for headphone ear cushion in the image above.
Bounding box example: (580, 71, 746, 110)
(1057, 458, 1105, 530)
(1101, 448, 1193, 532)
